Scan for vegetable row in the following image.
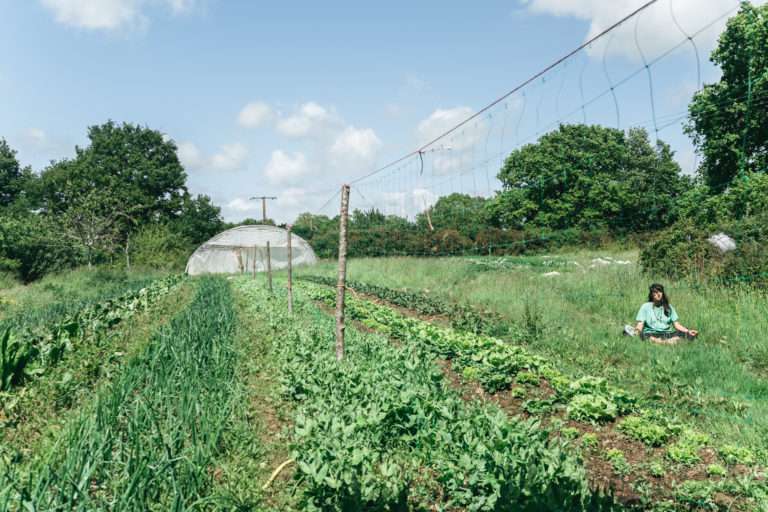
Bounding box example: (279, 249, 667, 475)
(1, 274, 182, 391)
(236, 278, 614, 511)
(299, 280, 767, 504)
(1, 276, 240, 510)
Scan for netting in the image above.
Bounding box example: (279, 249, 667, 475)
(185, 225, 318, 276)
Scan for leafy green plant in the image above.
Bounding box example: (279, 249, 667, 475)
(667, 430, 710, 465)
(706, 464, 727, 477)
(0, 327, 37, 390)
(718, 444, 756, 465)
(618, 414, 680, 447)
(581, 433, 599, 449)
(648, 461, 666, 478)
(605, 448, 631, 476)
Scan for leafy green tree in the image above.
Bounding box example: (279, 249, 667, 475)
(0, 138, 34, 209)
(686, 2, 768, 191)
(173, 194, 225, 246)
(490, 124, 685, 233)
(37, 122, 189, 266)
(416, 194, 489, 240)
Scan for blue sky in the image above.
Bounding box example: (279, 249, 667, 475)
(0, 0, 756, 222)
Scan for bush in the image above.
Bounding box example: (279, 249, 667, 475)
(673, 173, 768, 225)
(640, 213, 768, 286)
(130, 223, 191, 271)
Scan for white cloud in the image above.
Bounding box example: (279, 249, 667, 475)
(177, 141, 205, 169)
(276, 102, 334, 137)
(330, 126, 382, 161)
(226, 197, 259, 213)
(263, 150, 309, 185)
(23, 128, 47, 145)
(417, 107, 476, 148)
(522, 0, 751, 62)
(211, 143, 248, 171)
(416, 107, 487, 175)
(238, 101, 273, 128)
(40, 0, 196, 31)
(178, 141, 247, 171)
(276, 187, 307, 209)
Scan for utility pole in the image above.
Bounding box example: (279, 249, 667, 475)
(249, 196, 277, 223)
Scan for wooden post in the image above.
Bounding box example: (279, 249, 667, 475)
(287, 225, 293, 314)
(335, 184, 350, 361)
(266, 240, 273, 293)
(252, 246, 257, 278)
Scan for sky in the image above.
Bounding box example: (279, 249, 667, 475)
(0, 0, 759, 223)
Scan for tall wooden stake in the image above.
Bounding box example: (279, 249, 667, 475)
(335, 184, 350, 361)
(286, 225, 293, 314)
(266, 240, 273, 293)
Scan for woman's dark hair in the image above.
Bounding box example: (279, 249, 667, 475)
(648, 283, 671, 316)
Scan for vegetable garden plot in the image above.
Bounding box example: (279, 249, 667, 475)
(0, 274, 183, 393)
(234, 277, 616, 511)
(0, 276, 244, 510)
(298, 279, 768, 510)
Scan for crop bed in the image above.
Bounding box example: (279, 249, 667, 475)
(235, 277, 615, 511)
(0, 276, 240, 510)
(299, 278, 768, 510)
(1, 274, 183, 392)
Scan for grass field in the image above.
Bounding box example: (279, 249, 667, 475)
(296, 250, 768, 450)
(2, 260, 766, 510)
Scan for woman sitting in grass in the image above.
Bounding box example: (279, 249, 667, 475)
(631, 283, 698, 345)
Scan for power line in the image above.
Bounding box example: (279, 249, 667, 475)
(349, 0, 660, 187)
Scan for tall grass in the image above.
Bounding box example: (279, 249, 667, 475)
(1, 276, 242, 510)
(297, 251, 768, 449)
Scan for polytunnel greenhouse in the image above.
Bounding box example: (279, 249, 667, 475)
(185, 225, 318, 276)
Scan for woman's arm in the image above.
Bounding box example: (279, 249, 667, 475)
(635, 321, 644, 334)
(673, 321, 698, 336)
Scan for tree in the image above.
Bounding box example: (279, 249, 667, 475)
(37, 122, 189, 267)
(686, 2, 768, 191)
(0, 138, 34, 209)
(173, 194, 225, 246)
(415, 194, 489, 240)
(489, 124, 685, 233)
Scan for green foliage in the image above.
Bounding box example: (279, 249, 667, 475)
(581, 433, 599, 449)
(648, 461, 666, 478)
(237, 278, 612, 511)
(617, 413, 681, 447)
(0, 138, 34, 209)
(491, 125, 686, 233)
(640, 212, 768, 285)
(666, 430, 710, 465)
(686, 2, 768, 191)
(673, 173, 768, 225)
(0, 275, 181, 392)
(718, 444, 756, 465)
(0, 214, 83, 282)
(1, 276, 238, 509)
(706, 464, 727, 477)
(130, 223, 190, 271)
(560, 427, 580, 440)
(674, 480, 716, 510)
(604, 448, 631, 476)
(416, 193, 490, 239)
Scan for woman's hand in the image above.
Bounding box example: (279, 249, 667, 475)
(689, 329, 698, 337)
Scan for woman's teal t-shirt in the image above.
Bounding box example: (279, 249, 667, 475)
(636, 302, 678, 334)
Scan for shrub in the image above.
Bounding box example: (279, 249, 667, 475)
(640, 212, 768, 286)
(130, 223, 191, 271)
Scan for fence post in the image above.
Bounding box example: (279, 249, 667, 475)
(287, 225, 293, 314)
(335, 184, 350, 361)
(266, 240, 273, 293)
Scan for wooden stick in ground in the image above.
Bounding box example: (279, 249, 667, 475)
(266, 240, 273, 293)
(287, 225, 293, 314)
(252, 246, 257, 278)
(335, 184, 350, 361)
